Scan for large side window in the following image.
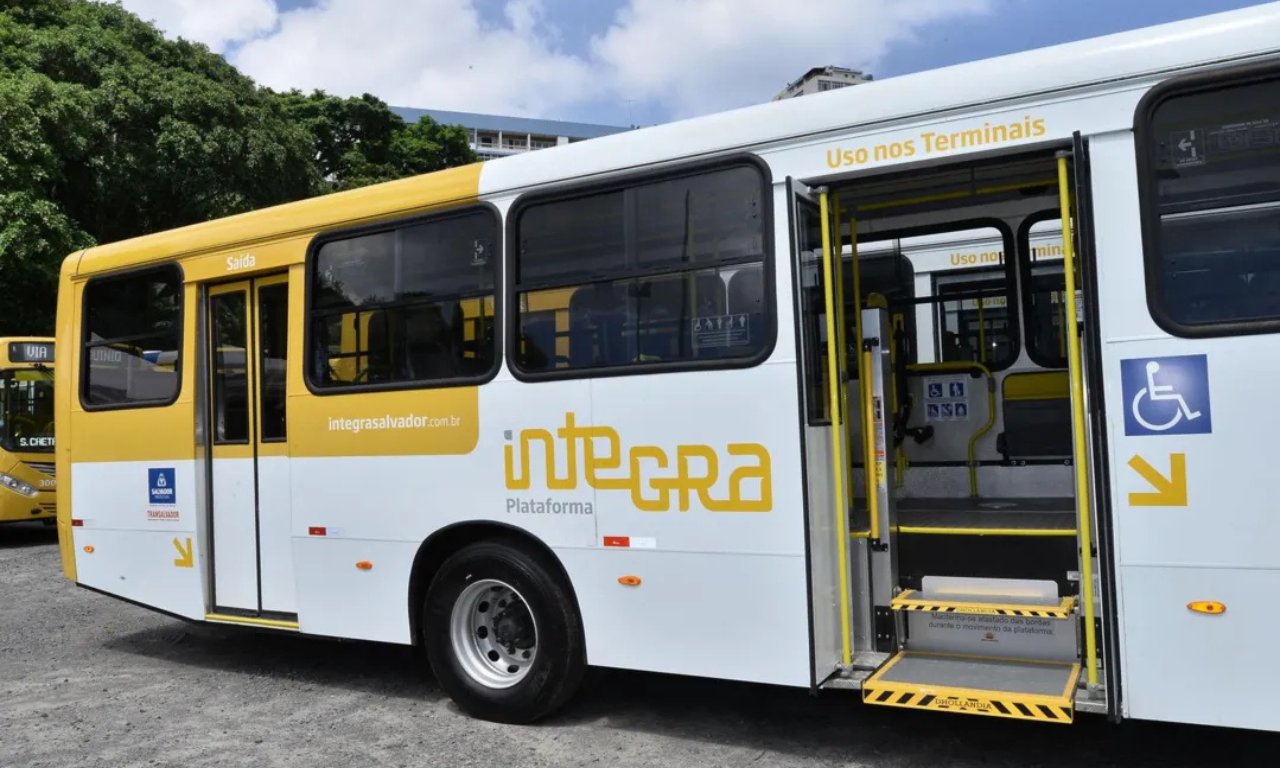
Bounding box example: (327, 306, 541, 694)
(1140, 67, 1280, 333)
(513, 162, 772, 376)
(82, 266, 183, 408)
(308, 208, 498, 389)
(1019, 214, 1068, 369)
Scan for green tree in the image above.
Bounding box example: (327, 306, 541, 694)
(278, 90, 473, 192)
(0, 0, 475, 334)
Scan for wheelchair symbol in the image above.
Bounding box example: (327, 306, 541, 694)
(1130, 361, 1201, 432)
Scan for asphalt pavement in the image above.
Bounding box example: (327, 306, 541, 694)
(2, 523, 1276, 767)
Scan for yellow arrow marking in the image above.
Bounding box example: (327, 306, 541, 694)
(172, 537, 194, 568)
(1127, 453, 1187, 506)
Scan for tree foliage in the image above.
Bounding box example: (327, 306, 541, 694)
(0, 0, 475, 333)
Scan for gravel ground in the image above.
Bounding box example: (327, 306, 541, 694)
(2, 523, 1277, 768)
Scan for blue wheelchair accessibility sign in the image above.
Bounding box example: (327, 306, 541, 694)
(1121, 354, 1211, 436)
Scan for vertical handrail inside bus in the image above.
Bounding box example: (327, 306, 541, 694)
(844, 216, 875, 522)
(1057, 153, 1098, 689)
(819, 190, 853, 667)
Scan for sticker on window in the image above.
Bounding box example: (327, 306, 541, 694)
(693, 314, 751, 348)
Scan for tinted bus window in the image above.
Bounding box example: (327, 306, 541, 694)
(514, 163, 771, 375)
(1142, 71, 1280, 331)
(82, 266, 182, 407)
(309, 209, 498, 389)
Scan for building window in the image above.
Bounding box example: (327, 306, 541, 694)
(81, 265, 183, 408)
(1140, 65, 1280, 333)
(513, 162, 772, 376)
(308, 208, 499, 390)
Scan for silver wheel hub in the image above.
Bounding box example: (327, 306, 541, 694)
(450, 579, 538, 689)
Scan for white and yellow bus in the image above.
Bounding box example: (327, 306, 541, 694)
(55, 5, 1280, 730)
(0, 338, 56, 524)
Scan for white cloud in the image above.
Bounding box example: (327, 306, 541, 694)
(592, 0, 993, 118)
(117, 0, 278, 51)
(113, 0, 993, 121)
(230, 0, 593, 117)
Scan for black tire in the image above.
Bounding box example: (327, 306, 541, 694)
(423, 539, 585, 723)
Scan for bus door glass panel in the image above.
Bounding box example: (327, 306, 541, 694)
(209, 284, 257, 612)
(255, 278, 294, 615)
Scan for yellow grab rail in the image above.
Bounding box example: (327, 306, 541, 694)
(906, 361, 995, 498)
(1057, 154, 1098, 688)
(819, 190, 853, 667)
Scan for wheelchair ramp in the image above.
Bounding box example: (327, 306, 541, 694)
(862, 652, 1080, 723)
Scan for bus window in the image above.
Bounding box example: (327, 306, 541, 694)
(81, 266, 182, 408)
(513, 162, 771, 375)
(861, 226, 1016, 371)
(935, 271, 1016, 368)
(0, 369, 54, 453)
(309, 208, 498, 388)
(1141, 69, 1280, 331)
(1021, 218, 1068, 368)
(211, 292, 249, 443)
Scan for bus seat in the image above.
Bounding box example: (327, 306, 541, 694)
(520, 315, 558, 371)
(404, 305, 455, 380)
(569, 284, 626, 367)
(1000, 371, 1071, 460)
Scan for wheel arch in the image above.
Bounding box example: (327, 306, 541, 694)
(408, 521, 582, 647)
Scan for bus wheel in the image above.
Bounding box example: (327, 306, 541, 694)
(423, 540, 585, 723)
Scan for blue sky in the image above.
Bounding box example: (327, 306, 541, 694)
(125, 0, 1273, 126)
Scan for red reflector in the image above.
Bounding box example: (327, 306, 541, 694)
(603, 536, 630, 548)
(308, 526, 327, 536)
(71, 519, 84, 527)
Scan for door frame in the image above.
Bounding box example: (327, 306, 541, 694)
(202, 272, 294, 620)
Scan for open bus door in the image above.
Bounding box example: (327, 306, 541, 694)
(797, 142, 1114, 722)
(792, 179, 898, 686)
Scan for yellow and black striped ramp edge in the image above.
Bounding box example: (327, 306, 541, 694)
(861, 652, 1080, 724)
(890, 589, 1076, 619)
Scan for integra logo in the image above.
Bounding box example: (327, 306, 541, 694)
(148, 468, 176, 505)
(504, 413, 772, 513)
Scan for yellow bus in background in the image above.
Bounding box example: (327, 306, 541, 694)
(0, 338, 56, 524)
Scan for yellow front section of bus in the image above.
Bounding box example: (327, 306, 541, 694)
(55, 162, 485, 586)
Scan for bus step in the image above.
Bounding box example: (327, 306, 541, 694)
(862, 651, 1080, 724)
(891, 589, 1076, 619)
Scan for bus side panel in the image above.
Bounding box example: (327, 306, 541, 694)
(67, 279, 205, 621)
(557, 548, 810, 686)
(70, 458, 205, 620)
(285, 379, 597, 644)
(292, 536, 419, 642)
(1094, 132, 1280, 730)
(582, 361, 809, 686)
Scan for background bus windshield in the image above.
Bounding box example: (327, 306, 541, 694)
(0, 369, 54, 452)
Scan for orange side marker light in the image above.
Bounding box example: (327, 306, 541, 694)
(617, 575, 641, 587)
(356, 561, 373, 571)
(1187, 601, 1225, 615)
(82, 545, 95, 554)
